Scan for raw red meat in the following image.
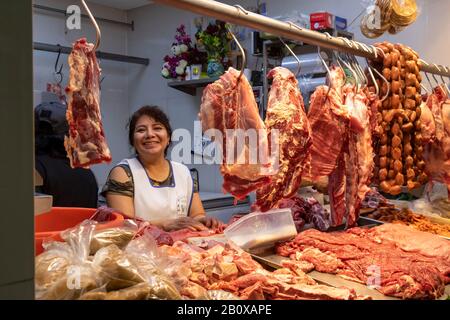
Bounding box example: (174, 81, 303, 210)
(254, 67, 312, 211)
(422, 86, 450, 198)
(200, 67, 272, 200)
(306, 66, 349, 179)
(345, 88, 375, 226)
(276, 225, 450, 299)
(65, 38, 111, 168)
(277, 196, 330, 231)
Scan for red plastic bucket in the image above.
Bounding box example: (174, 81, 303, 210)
(35, 207, 125, 256)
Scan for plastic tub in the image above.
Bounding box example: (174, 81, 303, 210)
(224, 208, 297, 251)
(35, 207, 125, 256)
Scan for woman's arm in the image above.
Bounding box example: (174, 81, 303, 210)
(105, 167, 135, 219)
(189, 192, 206, 218)
(190, 192, 223, 229)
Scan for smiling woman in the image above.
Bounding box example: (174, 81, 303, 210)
(101, 105, 223, 231)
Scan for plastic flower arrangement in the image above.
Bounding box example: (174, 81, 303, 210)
(195, 20, 231, 62)
(161, 24, 206, 80)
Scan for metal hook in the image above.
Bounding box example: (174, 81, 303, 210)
(81, 0, 101, 50)
(317, 46, 331, 77)
(279, 37, 301, 77)
(233, 5, 249, 15)
(287, 21, 304, 32)
(54, 46, 63, 85)
(432, 64, 441, 88)
(366, 62, 379, 96)
(226, 24, 246, 83)
(372, 67, 390, 102)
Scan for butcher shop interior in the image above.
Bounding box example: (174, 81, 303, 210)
(2, 0, 450, 301)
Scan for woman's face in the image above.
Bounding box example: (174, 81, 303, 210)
(133, 115, 169, 159)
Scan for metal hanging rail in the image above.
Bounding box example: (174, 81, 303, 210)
(153, 0, 450, 77)
(34, 42, 149, 66)
(33, 4, 134, 31)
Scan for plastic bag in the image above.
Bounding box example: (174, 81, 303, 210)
(36, 221, 99, 300)
(92, 244, 145, 291)
(200, 290, 241, 300)
(124, 231, 182, 299)
(89, 220, 138, 255)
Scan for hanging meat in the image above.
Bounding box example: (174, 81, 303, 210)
(306, 66, 349, 179)
(65, 38, 111, 168)
(304, 66, 376, 227)
(370, 42, 426, 195)
(254, 67, 312, 211)
(200, 67, 272, 200)
(421, 85, 450, 198)
(345, 87, 376, 226)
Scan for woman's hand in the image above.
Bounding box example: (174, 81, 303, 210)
(161, 217, 208, 232)
(193, 215, 224, 229)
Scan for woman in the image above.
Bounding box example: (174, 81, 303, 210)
(102, 106, 222, 231)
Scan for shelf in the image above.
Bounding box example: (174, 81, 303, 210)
(167, 77, 220, 96)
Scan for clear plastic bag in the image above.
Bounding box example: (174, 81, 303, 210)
(36, 221, 100, 300)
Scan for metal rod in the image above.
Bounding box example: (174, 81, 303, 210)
(153, 0, 450, 77)
(33, 4, 134, 30)
(33, 42, 149, 66)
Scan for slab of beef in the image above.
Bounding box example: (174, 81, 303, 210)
(254, 67, 312, 211)
(200, 67, 271, 200)
(276, 226, 450, 299)
(422, 86, 450, 198)
(65, 38, 111, 168)
(277, 196, 330, 231)
(345, 88, 375, 226)
(305, 66, 349, 179)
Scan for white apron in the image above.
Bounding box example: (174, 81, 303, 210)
(120, 158, 193, 222)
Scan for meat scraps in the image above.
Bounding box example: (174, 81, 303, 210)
(277, 196, 330, 232)
(159, 241, 368, 300)
(65, 38, 111, 168)
(254, 67, 312, 211)
(200, 67, 272, 200)
(276, 225, 450, 299)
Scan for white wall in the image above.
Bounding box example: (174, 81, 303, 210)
(33, 0, 138, 187)
(127, 4, 224, 193)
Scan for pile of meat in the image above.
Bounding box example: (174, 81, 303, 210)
(420, 85, 450, 198)
(276, 224, 450, 299)
(65, 38, 111, 168)
(159, 240, 369, 300)
(370, 42, 427, 194)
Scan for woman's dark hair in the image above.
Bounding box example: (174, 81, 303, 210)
(128, 106, 172, 156)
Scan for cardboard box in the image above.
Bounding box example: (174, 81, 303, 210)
(310, 12, 333, 31)
(334, 16, 347, 31)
